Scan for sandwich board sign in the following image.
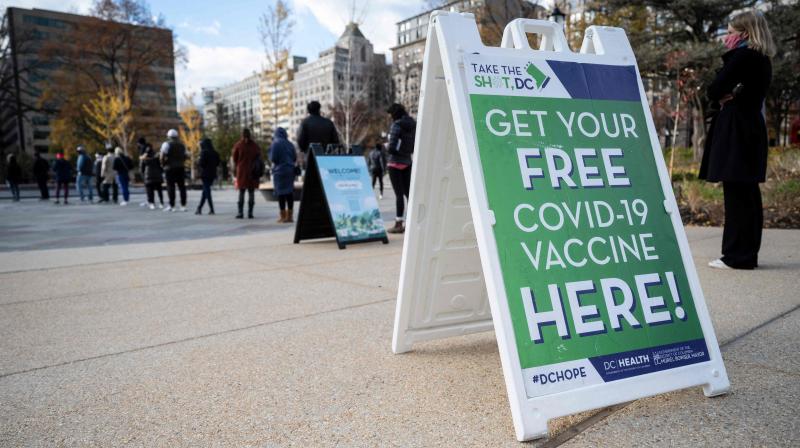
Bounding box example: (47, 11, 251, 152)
(392, 12, 729, 441)
(294, 146, 389, 249)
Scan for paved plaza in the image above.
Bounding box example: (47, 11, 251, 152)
(0, 190, 798, 446)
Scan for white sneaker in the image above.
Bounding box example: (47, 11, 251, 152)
(379, 194, 383, 199)
(139, 202, 147, 207)
(158, 203, 164, 209)
(119, 201, 128, 206)
(149, 203, 156, 210)
(171, 207, 179, 212)
(163, 206, 172, 212)
(708, 259, 731, 270)
(180, 206, 187, 212)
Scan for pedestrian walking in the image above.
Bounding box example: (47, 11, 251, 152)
(94, 150, 106, 202)
(140, 145, 164, 210)
(700, 10, 775, 270)
(75, 145, 94, 203)
(385, 103, 416, 234)
(33, 151, 50, 200)
(52, 153, 73, 205)
(368, 143, 386, 199)
(196, 137, 220, 215)
(160, 129, 189, 212)
(269, 127, 297, 223)
(5, 153, 22, 202)
(101, 148, 118, 204)
(296, 100, 339, 164)
(232, 128, 262, 219)
(113, 147, 133, 206)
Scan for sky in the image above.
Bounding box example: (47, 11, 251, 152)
(5, 0, 433, 101)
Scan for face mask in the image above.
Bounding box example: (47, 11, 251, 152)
(724, 32, 744, 50)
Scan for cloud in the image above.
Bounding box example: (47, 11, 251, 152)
(175, 40, 265, 101)
(292, 0, 419, 57)
(178, 19, 222, 36)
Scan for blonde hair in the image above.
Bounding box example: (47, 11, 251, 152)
(730, 11, 776, 57)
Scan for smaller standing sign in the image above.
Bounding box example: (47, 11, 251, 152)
(294, 147, 389, 249)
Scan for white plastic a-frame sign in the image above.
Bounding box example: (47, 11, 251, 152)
(392, 12, 729, 441)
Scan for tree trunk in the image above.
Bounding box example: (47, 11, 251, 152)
(691, 97, 706, 163)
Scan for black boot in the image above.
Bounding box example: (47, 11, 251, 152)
(236, 202, 244, 219)
(195, 207, 202, 215)
(247, 201, 255, 219)
(208, 197, 215, 215)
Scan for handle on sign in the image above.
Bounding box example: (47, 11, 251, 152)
(500, 19, 570, 53)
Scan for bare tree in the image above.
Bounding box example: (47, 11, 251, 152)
(259, 0, 294, 141)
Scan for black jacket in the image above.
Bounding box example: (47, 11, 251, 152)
(368, 148, 386, 174)
(33, 157, 49, 180)
(113, 154, 133, 178)
(296, 114, 339, 153)
(700, 47, 772, 183)
(387, 114, 416, 166)
(198, 141, 220, 180)
(6, 159, 22, 183)
(140, 153, 163, 185)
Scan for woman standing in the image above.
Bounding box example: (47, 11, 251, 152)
(700, 11, 775, 270)
(232, 128, 262, 219)
(140, 145, 164, 210)
(5, 153, 22, 202)
(113, 147, 133, 206)
(196, 138, 220, 215)
(268, 127, 297, 223)
(52, 153, 73, 205)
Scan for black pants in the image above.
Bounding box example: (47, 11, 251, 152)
(56, 181, 69, 202)
(278, 193, 293, 211)
(238, 188, 255, 215)
(36, 177, 49, 199)
(198, 178, 214, 212)
(95, 176, 103, 200)
(371, 170, 384, 195)
(146, 183, 164, 205)
(166, 168, 186, 208)
(102, 182, 118, 203)
(721, 182, 762, 269)
(388, 166, 412, 219)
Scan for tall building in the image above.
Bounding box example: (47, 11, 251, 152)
(392, 0, 547, 116)
(290, 23, 390, 143)
(202, 73, 264, 139)
(1, 7, 179, 157)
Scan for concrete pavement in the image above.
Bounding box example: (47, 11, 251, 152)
(0, 201, 798, 446)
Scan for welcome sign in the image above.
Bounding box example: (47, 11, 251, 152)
(392, 13, 729, 441)
(467, 53, 709, 397)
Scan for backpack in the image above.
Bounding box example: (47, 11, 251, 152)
(165, 141, 187, 169)
(251, 152, 265, 181)
(79, 155, 93, 175)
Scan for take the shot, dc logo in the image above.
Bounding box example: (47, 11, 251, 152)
(517, 62, 550, 91)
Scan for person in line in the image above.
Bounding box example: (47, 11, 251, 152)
(232, 128, 262, 219)
(140, 145, 164, 210)
(93, 149, 106, 202)
(32, 151, 50, 200)
(137, 137, 151, 207)
(101, 146, 118, 204)
(196, 137, 220, 215)
(296, 100, 339, 164)
(269, 127, 297, 223)
(113, 147, 133, 206)
(52, 152, 73, 205)
(5, 153, 22, 202)
(75, 145, 94, 203)
(700, 11, 775, 270)
(385, 103, 416, 234)
(368, 143, 386, 199)
(160, 129, 189, 212)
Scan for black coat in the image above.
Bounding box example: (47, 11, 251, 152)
(700, 47, 771, 183)
(6, 159, 22, 183)
(198, 144, 220, 181)
(296, 114, 339, 153)
(140, 154, 163, 185)
(387, 114, 416, 166)
(33, 157, 49, 180)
